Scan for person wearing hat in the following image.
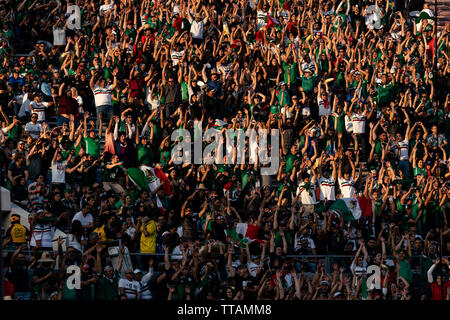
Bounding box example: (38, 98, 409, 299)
(133, 268, 153, 300)
(187, 7, 210, 46)
(31, 251, 56, 299)
(119, 268, 141, 300)
(11, 139, 28, 160)
(5, 214, 29, 248)
(298, 54, 318, 94)
(77, 262, 99, 300)
(82, 112, 102, 160)
(296, 169, 318, 217)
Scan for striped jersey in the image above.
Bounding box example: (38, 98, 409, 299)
(393, 139, 409, 161)
(93, 85, 112, 107)
(351, 112, 366, 134)
(30, 223, 55, 248)
(257, 10, 268, 29)
(170, 50, 184, 66)
(339, 177, 355, 198)
(138, 271, 153, 300)
(118, 278, 140, 299)
(318, 177, 336, 201)
(30, 101, 49, 122)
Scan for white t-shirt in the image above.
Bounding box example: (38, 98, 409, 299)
(118, 278, 140, 299)
(351, 112, 366, 134)
(30, 101, 49, 122)
(18, 94, 31, 118)
(25, 122, 43, 139)
(296, 181, 317, 205)
(170, 50, 185, 66)
(72, 211, 94, 228)
(99, 3, 114, 16)
(93, 85, 112, 107)
(52, 27, 66, 46)
(318, 96, 332, 116)
(294, 234, 316, 252)
(0, 127, 7, 142)
(51, 160, 67, 183)
(248, 261, 262, 277)
(318, 176, 336, 201)
(138, 271, 153, 300)
(189, 18, 207, 39)
(30, 223, 55, 248)
(397, 139, 409, 161)
(66, 233, 85, 252)
(257, 10, 268, 29)
(281, 106, 294, 119)
(339, 177, 355, 198)
(75, 96, 84, 114)
(344, 114, 353, 132)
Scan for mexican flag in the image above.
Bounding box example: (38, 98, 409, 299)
(330, 198, 362, 221)
(140, 165, 172, 195)
(235, 223, 262, 243)
(127, 166, 171, 214)
(212, 119, 227, 130)
(126, 168, 150, 192)
(416, 9, 434, 31)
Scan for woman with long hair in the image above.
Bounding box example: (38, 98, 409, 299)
(66, 220, 86, 258)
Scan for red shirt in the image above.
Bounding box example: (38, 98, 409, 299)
(430, 280, 449, 300)
(4, 279, 14, 298)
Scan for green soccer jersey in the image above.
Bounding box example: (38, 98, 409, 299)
(377, 82, 395, 105)
(137, 143, 152, 166)
(283, 62, 298, 84)
(301, 74, 317, 93)
(84, 136, 101, 159)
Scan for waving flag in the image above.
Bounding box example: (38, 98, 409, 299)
(127, 166, 171, 214)
(416, 8, 434, 31)
(235, 223, 262, 243)
(266, 12, 279, 29)
(330, 198, 362, 221)
(140, 165, 172, 195)
(126, 168, 150, 192)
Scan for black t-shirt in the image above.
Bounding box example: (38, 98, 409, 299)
(0, 78, 8, 108)
(103, 163, 123, 182)
(8, 161, 28, 178)
(232, 274, 258, 299)
(8, 263, 30, 292)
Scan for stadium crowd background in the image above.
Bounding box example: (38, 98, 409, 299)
(0, 0, 449, 300)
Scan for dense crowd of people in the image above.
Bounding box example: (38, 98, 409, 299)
(0, 0, 449, 300)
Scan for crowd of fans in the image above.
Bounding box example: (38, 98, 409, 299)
(0, 0, 450, 301)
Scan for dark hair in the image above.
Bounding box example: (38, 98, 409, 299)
(70, 220, 83, 243)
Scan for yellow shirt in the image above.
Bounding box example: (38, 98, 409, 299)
(93, 225, 108, 247)
(8, 223, 27, 244)
(139, 220, 156, 254)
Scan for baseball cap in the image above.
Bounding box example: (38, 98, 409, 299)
(162, 231, 170, 237)
(133, 269, 142, 274)
(104, 265, 113, 272)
